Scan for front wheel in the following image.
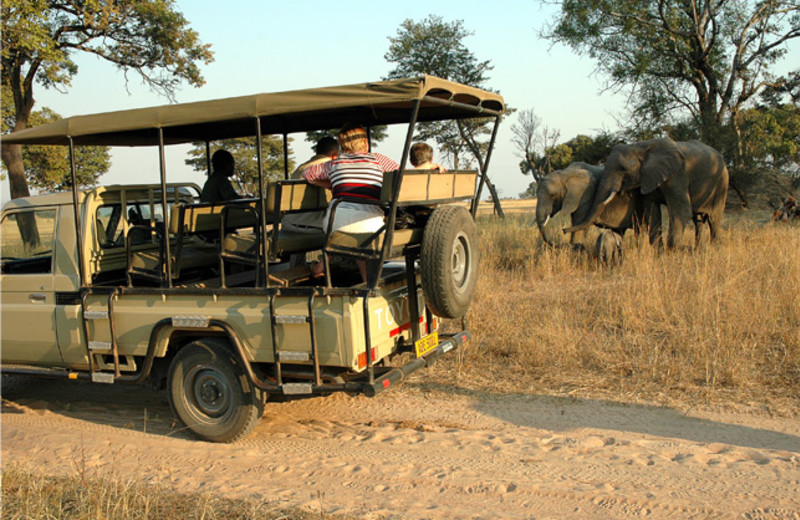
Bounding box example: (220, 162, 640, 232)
(420, 205, 479, 319)
(167, 339, 264, 443)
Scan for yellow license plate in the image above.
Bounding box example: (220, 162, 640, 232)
(414, 331, 439, 357)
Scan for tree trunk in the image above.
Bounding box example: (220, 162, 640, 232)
(485, 180, 505, 218)
(2, 142, 31, 199)
(1, 142, 40, 247)
(728, 177, 749, 208)
(455, 120, 504, 218)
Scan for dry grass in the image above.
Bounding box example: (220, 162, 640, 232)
(1, 461, 355, 520)
(431, 210, 800, 410)
(475, 198, 537, 216)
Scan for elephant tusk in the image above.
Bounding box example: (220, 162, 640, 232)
(602, 191, 618, 205)
(543, 215, 551, 228)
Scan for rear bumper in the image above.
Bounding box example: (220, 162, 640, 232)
(357, 330, 470, 398)
(275, 330, 471, 398)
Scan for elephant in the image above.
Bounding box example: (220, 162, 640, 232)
(565, 138, 729, 249)
(596, 229, 623, 267)
(536, 162, 648, 247)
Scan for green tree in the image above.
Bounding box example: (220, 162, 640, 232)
(761, 69, 800, 106)
(738, 104, 800, 173)
(514, 120, 620, 199)
(563, 132, 619, 166)
(185, 137, 294, 197)
(385, 15, 494, 168)
(385, 15, 507, 213)
(10, 106, 111, 191)
(548, 144, 574, 171)
(1, 0, 214, 204)
(544, 0, 800, 172)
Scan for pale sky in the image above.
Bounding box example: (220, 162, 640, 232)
(2, 0, 797, 204)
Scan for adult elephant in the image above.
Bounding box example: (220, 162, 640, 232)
(565, 138, 729, 248)
(536, 162, 647, 246)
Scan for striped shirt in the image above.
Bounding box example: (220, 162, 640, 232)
(303, 152, 399, 201)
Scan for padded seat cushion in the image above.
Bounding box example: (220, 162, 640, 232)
(130, 245, 218, 272)
(222, 230, 327, 257)
(222, 232, 261, 257)
(276, 229, 327, 253)
(328, 227, 424, 254)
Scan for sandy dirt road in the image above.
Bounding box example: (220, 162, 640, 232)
(2, 375, 799, 519)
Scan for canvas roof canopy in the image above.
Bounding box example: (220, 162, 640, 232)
(1, 75, 505, 147)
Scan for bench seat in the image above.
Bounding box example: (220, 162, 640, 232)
(222, 229, 327, 258)
(130, 243, 219, 273)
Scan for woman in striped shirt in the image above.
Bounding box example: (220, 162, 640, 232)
(302, 123, 399, 282)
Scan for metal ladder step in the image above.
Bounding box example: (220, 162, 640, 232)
(91, 372, 115, 384)
(270, 292, 320, 389)
(274, 315, 309, 324)
(277, 351, 310, 362)
(88, 341, 112, 353)
(282, 382, 313, 395)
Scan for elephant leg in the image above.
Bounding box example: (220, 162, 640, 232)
(707, 204, 725, 241)
(569, 230, 589, 254)
(667, 198, 693, 249)
(570, 229, 588, 247)
(693, 214, 708, 247)
(647, 204, 663, 248)
(695, 213, 715, 248)
(695, 219, 702, 247)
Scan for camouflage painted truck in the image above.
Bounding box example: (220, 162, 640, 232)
(0, 76, 505, 442)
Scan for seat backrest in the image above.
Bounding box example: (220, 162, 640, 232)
(170, 200, 259, 235)
(264, 180, 330, 214)
(380, 170, 478, 204)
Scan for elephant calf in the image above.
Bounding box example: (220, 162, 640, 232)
(536, 162, 647, 247)
(596, 229, 623, 267)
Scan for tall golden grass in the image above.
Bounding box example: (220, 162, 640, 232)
(433, 211, 800, 405)
(2, 461, 352, 520)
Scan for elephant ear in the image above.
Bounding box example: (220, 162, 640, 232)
(560, 169, 592, 215)
(641, 139, 684, 195)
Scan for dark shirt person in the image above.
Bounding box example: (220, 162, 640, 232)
(284, 137, 339, 233)
(284, 137, 340, 267)
(201, 150, 239, 203)
(291, 136, 339, 180)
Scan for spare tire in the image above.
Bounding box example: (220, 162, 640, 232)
(420, 205, 479, 319)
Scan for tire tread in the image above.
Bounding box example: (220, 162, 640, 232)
(420, 205, 478, 319)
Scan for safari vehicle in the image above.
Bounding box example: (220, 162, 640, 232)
(0, 76, 505, 442)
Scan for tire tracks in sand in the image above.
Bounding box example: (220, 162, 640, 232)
(2, 377, 800, 519)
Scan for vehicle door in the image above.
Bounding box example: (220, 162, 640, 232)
(1, 206, 65, 366)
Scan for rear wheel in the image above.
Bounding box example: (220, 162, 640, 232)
(167, 339, 264, 443)
(420, 205, 479, 319)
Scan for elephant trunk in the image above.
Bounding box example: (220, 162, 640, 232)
(562, 194, 612, 234)
(563, 177, 621, 234)
(536, 197, 555, 245)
